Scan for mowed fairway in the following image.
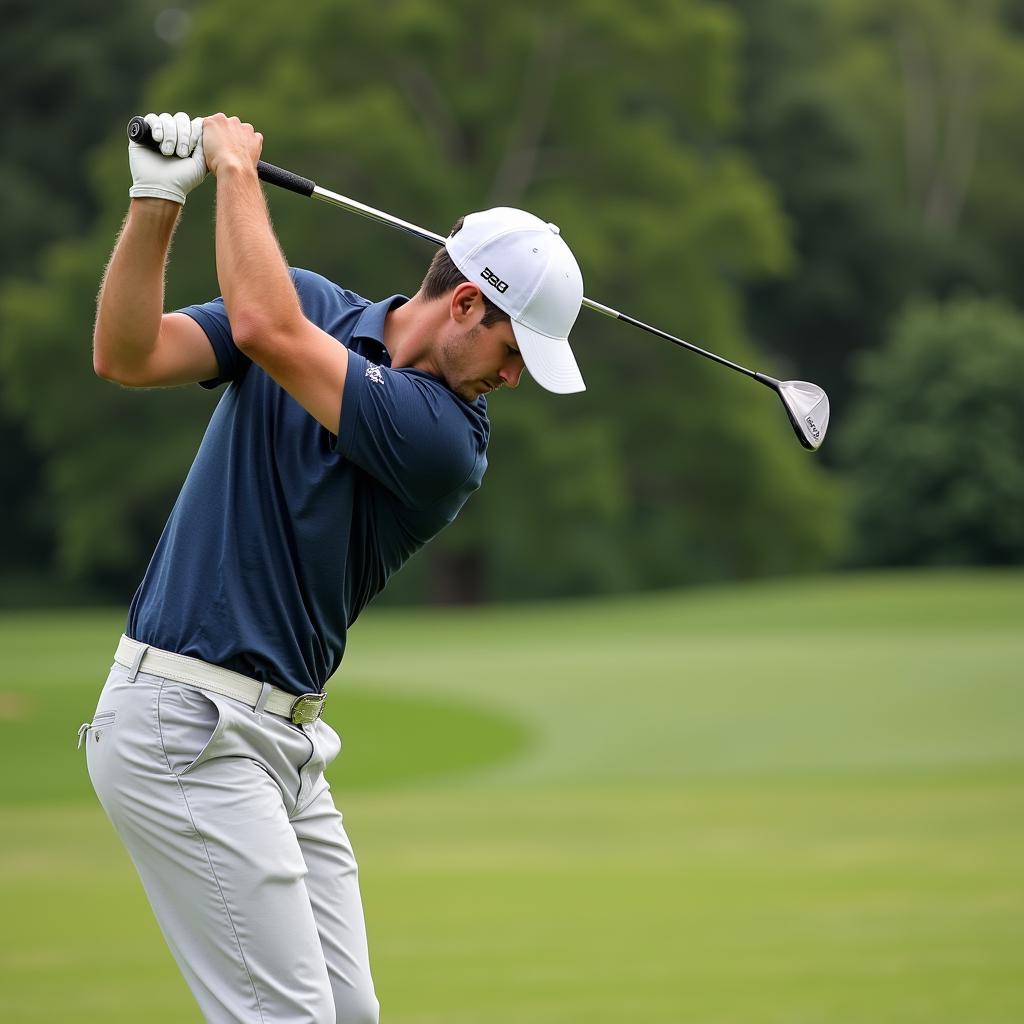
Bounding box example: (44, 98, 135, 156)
(1, 570, 1022, 1023)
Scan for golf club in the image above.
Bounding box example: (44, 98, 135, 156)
(128, 115, 830, 449)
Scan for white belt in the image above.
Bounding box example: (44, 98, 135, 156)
(114, 635, 327, 725)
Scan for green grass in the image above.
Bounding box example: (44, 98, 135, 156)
(1, 569, 1022, 1022)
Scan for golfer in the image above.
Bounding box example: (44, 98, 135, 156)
(81, 111, 585, 1024)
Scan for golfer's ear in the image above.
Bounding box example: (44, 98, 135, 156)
(450, 282, 484, 325)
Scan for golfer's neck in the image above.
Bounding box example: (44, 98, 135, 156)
(383, 295, 445, 378)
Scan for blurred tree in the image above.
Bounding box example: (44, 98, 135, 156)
(0, 234, 213, 596)
(1, 0, 844, 602)
(725, 0, 1024, 417)
(840, 297, 1024, 566)
(0, 0, 195, 598)
(826, 0, 1020, 294)
(0, 0, 195, 280)
(0, 408, 49, 586)
(724, 0, 922, 411)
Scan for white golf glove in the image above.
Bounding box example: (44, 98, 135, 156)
(128, 112, 207, 204)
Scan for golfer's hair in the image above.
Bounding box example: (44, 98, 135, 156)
(420, 217, 510, 328)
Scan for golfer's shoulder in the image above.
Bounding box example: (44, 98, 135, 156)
(289, 267, 369, 317)
(401, 369, 489, 429)
(399, 375, 489, 503)
(386, 369, 489, 483)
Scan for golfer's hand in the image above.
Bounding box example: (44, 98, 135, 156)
(201, 113, 263, 177)
(128, 112, 207, 204)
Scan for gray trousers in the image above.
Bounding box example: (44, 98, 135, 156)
(83, 657, 379, 1024)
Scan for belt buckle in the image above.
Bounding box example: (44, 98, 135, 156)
(290, 693, 326, 725)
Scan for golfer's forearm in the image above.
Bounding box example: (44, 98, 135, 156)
(214, 163, 303, 347)
(93, 199, 181, 378)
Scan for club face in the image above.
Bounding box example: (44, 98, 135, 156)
(776, 380, 830, 450)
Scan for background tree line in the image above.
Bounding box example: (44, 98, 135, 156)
(2, 0, 1021, 607)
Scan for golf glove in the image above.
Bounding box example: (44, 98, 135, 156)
(128, 112, 207, 204)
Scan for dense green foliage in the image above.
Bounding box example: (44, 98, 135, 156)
(0, 0, 187, 281)
(0, 0, 190, 588)
(4, 0, 1024, 603)
(726, 0, 1024, 408)
(841, 297, 1024, 566)
(1, 0, 841, 603)
(2, 571, 1023, 1020)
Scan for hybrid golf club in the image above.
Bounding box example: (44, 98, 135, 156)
(128, 116, 829, 449)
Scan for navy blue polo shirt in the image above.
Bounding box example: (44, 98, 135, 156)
(126, 269, 489, 696)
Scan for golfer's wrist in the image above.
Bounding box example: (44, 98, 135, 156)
(128, 197, 183, 225)
(212, 159, 259, 181)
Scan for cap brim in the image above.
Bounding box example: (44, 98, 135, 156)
(511, 321, 585, 394)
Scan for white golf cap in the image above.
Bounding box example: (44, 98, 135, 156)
(445, 207, 586, 394)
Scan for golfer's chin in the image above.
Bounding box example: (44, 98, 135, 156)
(451, 380, 493, 402)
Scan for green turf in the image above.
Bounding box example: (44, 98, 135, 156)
(1, 569, 1022, 1022)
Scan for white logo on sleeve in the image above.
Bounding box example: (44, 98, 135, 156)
(365, 364, 384, 385)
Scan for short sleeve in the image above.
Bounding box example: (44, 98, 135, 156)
(335, 351, 487, 510)
(177, 297, 252, 388)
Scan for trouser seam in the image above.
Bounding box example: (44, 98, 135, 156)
(156, 678, 269, 1024)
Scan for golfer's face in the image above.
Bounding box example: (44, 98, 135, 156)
(443, 321, 525, 401)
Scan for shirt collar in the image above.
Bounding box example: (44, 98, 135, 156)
(352, 294, 408, 349)
(352, 293, 489, 415)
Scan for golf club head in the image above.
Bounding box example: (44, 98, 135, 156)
(776, 380, 829, 450)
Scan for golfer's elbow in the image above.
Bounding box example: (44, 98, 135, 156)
(232, 312, 301, 358)
(92, 331, 144, 386)
(229, 317, 262, 354)
(92, 335, 124, 383)
(93, 358, 141, 386)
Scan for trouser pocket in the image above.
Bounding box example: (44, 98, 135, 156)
(156, 682, 227, 776)
(77, 710, 116, 749)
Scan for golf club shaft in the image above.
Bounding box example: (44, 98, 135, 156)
(128, 116, 762, 382)
(312, 180, 760, 380)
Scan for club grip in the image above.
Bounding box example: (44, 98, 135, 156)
(126, 116, 316, 198)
